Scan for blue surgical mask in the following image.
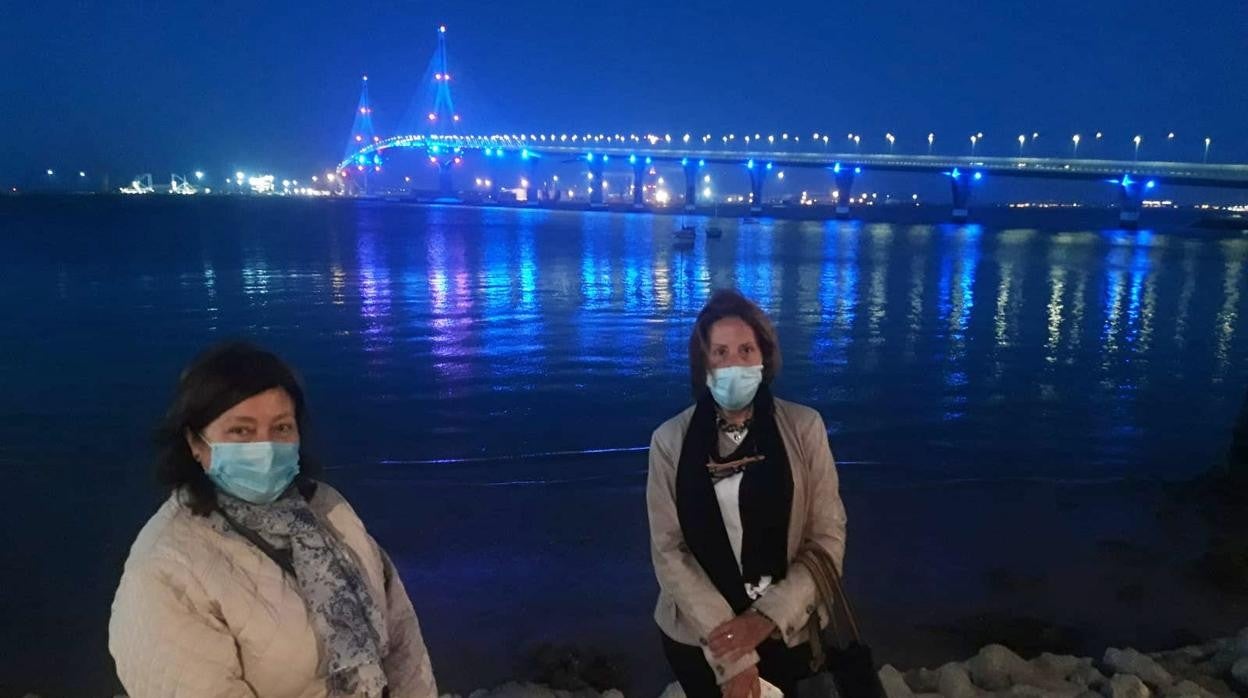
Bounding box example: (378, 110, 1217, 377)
(706, 365, 764, 411)
(204, 440, 301, 504)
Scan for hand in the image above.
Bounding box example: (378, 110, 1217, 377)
(709, 611, 776, 662)
(721, 664, 761, 698)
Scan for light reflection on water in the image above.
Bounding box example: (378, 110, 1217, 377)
(0, 199, 1245, 483)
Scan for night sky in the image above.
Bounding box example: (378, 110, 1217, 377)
(3, 0, 1246, 184)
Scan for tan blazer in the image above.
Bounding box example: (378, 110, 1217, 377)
(109, 483, 437, 698)
(647, 398, 848, 684)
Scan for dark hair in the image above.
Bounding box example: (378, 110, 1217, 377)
(688, 289, 782, 398)
(155, 341, 319, 515)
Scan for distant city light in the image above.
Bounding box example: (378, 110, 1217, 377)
(194, 171, 204, 180)
(46, 169, 54, 176)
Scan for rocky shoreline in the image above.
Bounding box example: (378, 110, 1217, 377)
(16, 628, 1247, 698)
(871, 629, 1248, 698)
(436, 626, 1248, 698)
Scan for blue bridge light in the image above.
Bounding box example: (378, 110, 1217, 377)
(1145, 179, 1157, 189)
(586, 153, 595, 162)
(746, 159, 755, 169)
(765, 162, 773, 171)
(833, 163, 842, 173)
(973, 171, 984, 181)
(854, 166, 862, 175)
(681, 158, 688, 166)
(629, 154, 637, 164)
(698, 159, 706, 167)
(521, 149, 531, 159)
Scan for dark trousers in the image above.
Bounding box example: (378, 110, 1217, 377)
(661, 629, 813, 698)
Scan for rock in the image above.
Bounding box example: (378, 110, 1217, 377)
(966, 644, 1036, 691)
(1104, 648, 1175, 689)
(601, 691, 623, 698)
(1002, 687, 1050, 697)
(470, 682, 561, 698)
(905, 667, 942, 693)
(657, 682, 685, 698)
(1160, 680, 1218, 698)
(1231, 657, 1248, 689)
(1181, 675, 1237, 698)
(1070, 665, 1108, 689)
(938, 662, 979, 698)
(879, 664, 916, 698)
(1031, 653, 1091, 680)
(1103, 674, 1151, 698)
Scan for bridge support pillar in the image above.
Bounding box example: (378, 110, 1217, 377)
(588, 156, 606, 209)
(1116, 175, 1153, 229)
(834, 166, 856, 218)
(524, 157, 540, 206)
(950, 170, 974, 223)
(747, 161, 770, 213)
(631, 158, 648, 209)
(683, 159, 700, 212)
(437, 160, 455, 199)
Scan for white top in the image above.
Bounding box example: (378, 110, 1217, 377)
(712, 427, 772, 600)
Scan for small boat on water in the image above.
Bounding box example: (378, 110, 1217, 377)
(675, 216, 697, 240)
(705, 226, 724, 239)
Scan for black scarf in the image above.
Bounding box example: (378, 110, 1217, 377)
(675, 384, 794, 614)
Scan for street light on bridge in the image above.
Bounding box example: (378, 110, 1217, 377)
(1133, 135, 1142, 161)
(1071, 134, 1081, 157)
(886, 133, 895, 154)
(853, 134, 861, 152)
(928, 132, 934, 154)
(1204, 137, 1212, 163)
(970, 134, 978, 156)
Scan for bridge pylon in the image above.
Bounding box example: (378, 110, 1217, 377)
(630, 155, 650, 209)
(833, 164, 858, 219)
(682, 159, 703, 212)
(1114, 174, 1155, 230)
(948, 168, 983, 223)
(587, 154, 607, 209)
(341, 75, 381, 194)
(746, 159, 771, 213)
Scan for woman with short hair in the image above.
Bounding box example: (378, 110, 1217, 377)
(647, 289, 847, 698)
(109, 342, 437, 697)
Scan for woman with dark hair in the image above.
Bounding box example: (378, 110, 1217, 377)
(109, 342, 437, 698)
(647, 289, 847, 698)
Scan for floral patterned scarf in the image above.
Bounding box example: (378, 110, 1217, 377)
(217, 489, 388, 697)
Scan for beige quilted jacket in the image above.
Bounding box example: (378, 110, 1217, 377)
(109, 483, 437, 698)
(647, 398, 848, 684)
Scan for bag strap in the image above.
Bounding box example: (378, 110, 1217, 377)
(794, 546, 861, 669)
(217, 509, 297, 579)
